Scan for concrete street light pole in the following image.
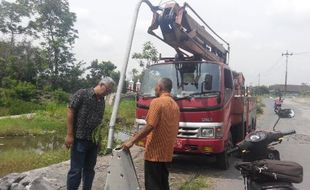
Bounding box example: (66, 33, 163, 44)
(106, 0, 157, 153)
(282, 50, 293, 96)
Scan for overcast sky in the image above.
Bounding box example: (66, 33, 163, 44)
(68, 0, 310, 86)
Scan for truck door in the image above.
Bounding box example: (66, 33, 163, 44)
(224, 68, 234, 103)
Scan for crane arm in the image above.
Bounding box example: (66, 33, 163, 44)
(146, 1, 230, 64)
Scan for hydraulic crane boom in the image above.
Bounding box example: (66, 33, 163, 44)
(147, 2, 230, 64)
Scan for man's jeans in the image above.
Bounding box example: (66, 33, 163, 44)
(67, 139, 98, 190)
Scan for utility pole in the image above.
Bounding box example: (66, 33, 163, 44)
(281, 50, 293, 95)
(258, 73, 260, 86)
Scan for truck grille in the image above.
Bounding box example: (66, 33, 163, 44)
(178, 127, 199, 138)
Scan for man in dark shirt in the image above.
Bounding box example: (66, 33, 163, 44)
(65, 77, 115, 190)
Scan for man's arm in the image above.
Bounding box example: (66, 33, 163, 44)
(65, 108, 75, 149)
(123, 99, 160, 151)
(122, 124, 154, 151)
(65, 89, 84, 149)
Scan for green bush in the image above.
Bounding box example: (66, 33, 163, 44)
(0, 80, 37, 107)
(7, 99, 44, 115)
(1, 77, 18, 88)
(52, 89, 69, 103)
(43, 101, 67, 120)
(301, 91, 310, 97)
(0, 97, 44, 116)
(14, 81, 36, 101)
(0, 107, 9, 116)
(0, 88, 17, 106)
(256, 97, 265, 115)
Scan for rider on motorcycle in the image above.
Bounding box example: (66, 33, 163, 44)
(274, 96, 283, 111)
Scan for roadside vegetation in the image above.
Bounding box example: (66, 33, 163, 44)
(301, 91, 310, 97)
(0, 149, 70, 177)
(0, 0, 133, 176)
(0, 98, 136, 177)
(179, 175, 209, 190)
(256, 96, 265, 115)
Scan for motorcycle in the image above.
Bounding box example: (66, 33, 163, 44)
(274, 104, 281, 114)
(228, 109, 303, 190)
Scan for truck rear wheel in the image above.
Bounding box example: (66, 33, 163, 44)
(216, 132, 233, 170)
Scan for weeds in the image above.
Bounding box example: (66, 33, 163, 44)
(256, 97, 265, 115)
(0, 111, 66, 137)
(180, 175, 209, 190)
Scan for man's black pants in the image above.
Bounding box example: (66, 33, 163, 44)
(144, 160, 169, 190)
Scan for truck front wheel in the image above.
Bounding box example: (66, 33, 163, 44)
(216, 132, 233, 170)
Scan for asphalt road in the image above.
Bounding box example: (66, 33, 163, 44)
(166, 97, 310, 190)
(208, 97, 310, 190)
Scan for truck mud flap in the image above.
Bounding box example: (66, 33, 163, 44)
(104, 148, 140, 190)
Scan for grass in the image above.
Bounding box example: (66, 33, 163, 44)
(0, 99, 136, 176)
(96, 99, 136, 154)
(0, 99, 136, 137)
(0, 102, 67, 136)
(103, 98, 136, 130)
(180, 175, 209, 190)
(0, 149, 70, 177)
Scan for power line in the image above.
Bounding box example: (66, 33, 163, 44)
(293, 51, 310, 55)
(260, 56, 283, 77)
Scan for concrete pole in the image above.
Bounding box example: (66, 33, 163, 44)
(282, 50, 293, 96)
(106, 0, 144, 153)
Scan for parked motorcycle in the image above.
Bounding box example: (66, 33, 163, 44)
(228, 109, 303, 190)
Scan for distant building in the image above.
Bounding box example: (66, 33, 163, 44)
(269, 84, 310, 95)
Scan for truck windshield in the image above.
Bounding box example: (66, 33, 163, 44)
(140, 62, 220, 98)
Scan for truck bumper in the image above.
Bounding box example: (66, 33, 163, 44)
(174, 138, 225, 154)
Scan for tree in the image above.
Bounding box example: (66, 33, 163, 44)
(0, 0, 31, 50)
(58, 61, 86, 92)
(0, 0, 45, 87)
(0, 0, 91, 95)
(131, 68, 138, 77)
(0, 40, 46, 87)
(132, 41, 159, 68)
(86, 60, 120, 87)
(31, 0, 78, 89)
(130, 68, 143, 83)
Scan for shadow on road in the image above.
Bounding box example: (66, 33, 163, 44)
(170, 154, 242, 180)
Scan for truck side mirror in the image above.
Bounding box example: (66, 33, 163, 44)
(204, 74, 213, 91)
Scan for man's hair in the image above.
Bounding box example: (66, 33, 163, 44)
(99, 77, 116, 88)
(158, 78, 172, 92)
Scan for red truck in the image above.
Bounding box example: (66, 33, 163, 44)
(135, 2, 256, 169)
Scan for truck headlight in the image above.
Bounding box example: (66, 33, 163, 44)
(201, 128, 214, 137)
